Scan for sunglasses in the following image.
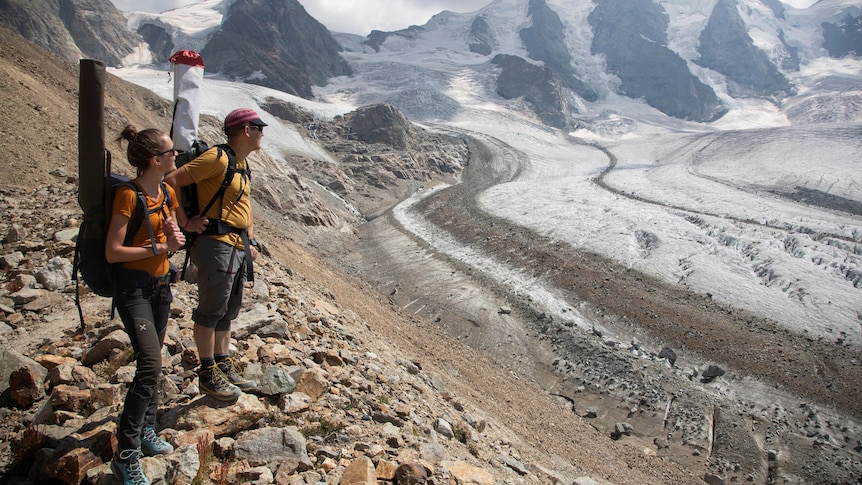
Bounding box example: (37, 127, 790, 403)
(247, 125, 264, 132)
(156, 147, 177, 156)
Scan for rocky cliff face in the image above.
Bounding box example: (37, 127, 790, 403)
(0, 0, 139, 67)
(200, 0, 352, 98)
(467, 15, 494, 56)
(696, 0, 794, 98)
(588, 0, 727, 122)
(492, 54, 571, 129)
(519, 0, 597, 102)
(822, 14, 862, 58)
(136, 22, 174, 64)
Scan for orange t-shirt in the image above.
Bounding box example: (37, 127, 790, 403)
(111, 182, 179, 276)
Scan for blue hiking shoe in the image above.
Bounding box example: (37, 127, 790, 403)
(111, 449, 150, 485)
(141, 426, 173, 456)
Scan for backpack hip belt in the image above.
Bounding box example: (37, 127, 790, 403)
(115, 268, 172, 289)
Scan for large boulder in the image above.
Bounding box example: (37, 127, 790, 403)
(350, 104, 413, 149)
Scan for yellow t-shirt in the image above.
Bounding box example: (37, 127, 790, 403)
(112, 182, 179, 276)
(183, 146, 252, 249)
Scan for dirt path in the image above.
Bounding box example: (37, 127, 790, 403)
(341, 131, 862, 483)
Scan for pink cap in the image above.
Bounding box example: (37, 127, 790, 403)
(224, 108, 268, 128)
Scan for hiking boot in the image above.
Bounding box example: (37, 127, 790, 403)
(141, 426, 173, 456)
(198, 363, 241, 401)
(218, 357, 257, 392)
(111, 449, 150, 485)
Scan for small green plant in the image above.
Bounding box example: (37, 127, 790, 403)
(377, 395, 390, 405)
(266, 409, 300, 428)
(93, 347, 136, 380)
(451, 423, 480, 457)
(302, 417, 345, 438)
(452, 423, 470, 444)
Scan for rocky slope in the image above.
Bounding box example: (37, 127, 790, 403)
(0, 26, 704, 485)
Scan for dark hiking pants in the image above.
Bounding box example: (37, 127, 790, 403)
(115, 282, 172, 451)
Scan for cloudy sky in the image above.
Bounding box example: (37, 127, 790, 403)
(109, 0, 818, 36)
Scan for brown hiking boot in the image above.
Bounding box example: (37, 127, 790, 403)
(218, 357, 257, 392)
(198, 363, 241, 401)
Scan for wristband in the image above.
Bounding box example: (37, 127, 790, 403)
(249, 238, 259, 247)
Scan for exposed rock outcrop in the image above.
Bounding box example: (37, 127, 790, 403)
(492, 54, 571, 129)
(696, 0, 794, 98)
(822, 13, 862, 58)
(519, 0, 597, 102)
(588, 0, 727, 122)
(363, 25, 426, 53)
(349, 104, 413, 149)
(0, 0, 140, 67)
(468, 15, 495, 56)
(201, 0, 352, 98)
(137, 22, 174, 64)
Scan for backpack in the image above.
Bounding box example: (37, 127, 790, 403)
(176, 143, 248, 236)
(175, 143, 254, 284)
(72, 149, 171, 326)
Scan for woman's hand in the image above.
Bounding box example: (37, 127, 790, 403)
(164, 217, 186, 251)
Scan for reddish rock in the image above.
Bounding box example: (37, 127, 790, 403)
(9, 366, 45, 407)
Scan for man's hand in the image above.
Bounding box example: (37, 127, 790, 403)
(184, 215, 209, 234)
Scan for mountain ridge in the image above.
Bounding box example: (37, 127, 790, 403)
(3, 0, 859, 128)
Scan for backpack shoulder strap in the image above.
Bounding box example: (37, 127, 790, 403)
(122, 181, 164, 255)
(162, 181, 172, 208)
(155, 181, 171, 218)
(218, 143, 250, 179)
(199, 144, 246, 218)
(121, 182, 147, 247)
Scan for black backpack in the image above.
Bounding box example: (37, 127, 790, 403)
(175, 143, 254, 284)
(176, 142, 248, 237)
(73, 149, 170, 324)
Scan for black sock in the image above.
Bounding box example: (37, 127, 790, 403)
(214, 354, 229, 363)
(200, 357, 215, 368)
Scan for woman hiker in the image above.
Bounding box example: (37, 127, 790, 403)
(106, 125, 186, 485)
